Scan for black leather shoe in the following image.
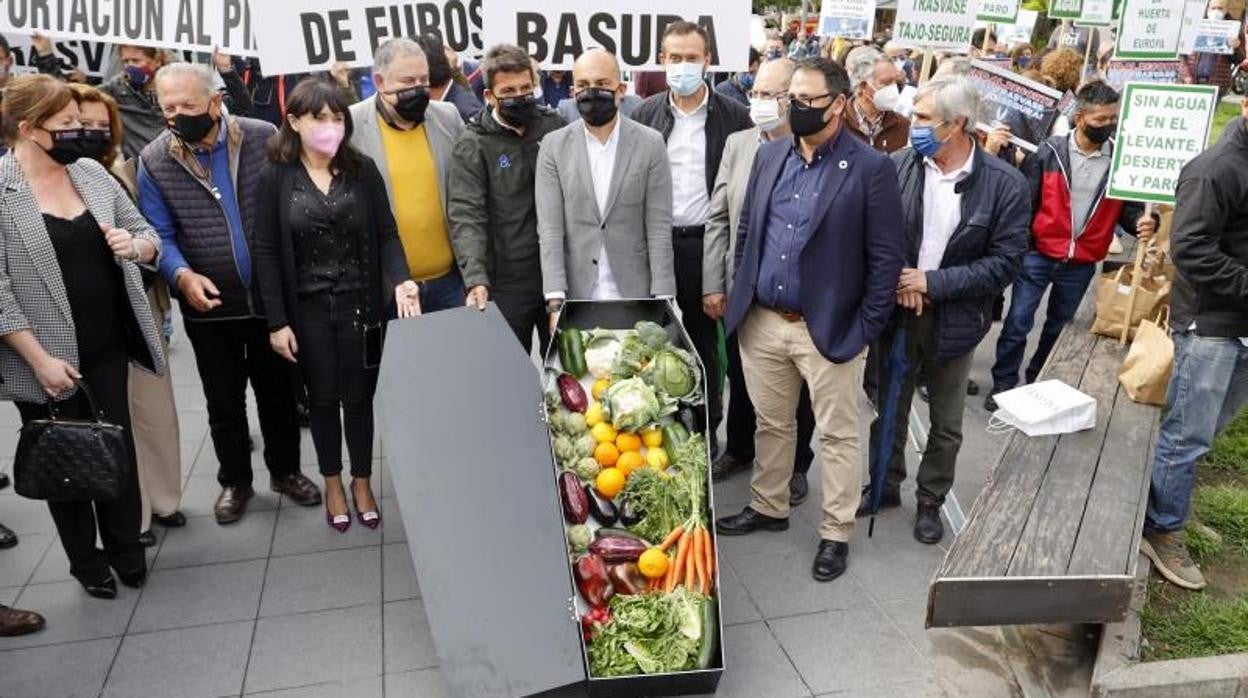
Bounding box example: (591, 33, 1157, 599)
(138, 530, 157, 548)
(0, 605, 45, 636)
(0, 472, 9, 490)
(966, 379, 980, 396)
(214, 486, 255, 525)
(271, 473, 322, 507)
(812, 540, 849, 582)
(81, 575, 117, 599)
(789, 472, 809, 506)
(855, 488, 901, 517)
(0, 522, 17, 549)
(116, 567, 147, 589)
(715, 507, 789, 536)
(915, 502, 944, 544)
(152, 511, 187, 528)
(711, 452, 753, 483)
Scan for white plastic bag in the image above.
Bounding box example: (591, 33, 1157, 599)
(987, 380, 1097, 437)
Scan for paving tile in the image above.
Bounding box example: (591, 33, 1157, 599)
(244, 675, 383, 697)
(717, 562, 761, 626)
(178, 473, 279, 519)
(0, 580, 138, 650)
(153, 510, 276, 570)
(0, 493, 57, 534)
(379, 497, 406, 544)
(0, 637, 119, 698)
(384, 668, 446, 698)
(730, 547, 871, 619)
(715, 515, 821, 561)
(270, 498, 381, 557)
(245, 604, 382, 693)
(818, 678, 948, 697)
(769, 606, 932, 694)
(0, 586, 19, 605)
(260, 546, 380, 617)
(711, 473, 753, 511)
(711, 622, 811, 698)
(847, 524, 946, 604)
(382, 542, 420, 602)
(130, 559, 265, 633)
(31, 532, 163, 585)
(103, 620, 253, 698)
(0, 531, 52, 587)
(382, 599, 438, 674)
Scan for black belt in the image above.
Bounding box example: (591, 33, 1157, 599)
(673, 225, 705, 237)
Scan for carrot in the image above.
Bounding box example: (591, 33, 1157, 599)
(703, 527, 716, 594)
(667, 533, 689, 592)
(692, 526, 707, 594)
(684, 529, 698, 590)
(659, 526, 684, 552)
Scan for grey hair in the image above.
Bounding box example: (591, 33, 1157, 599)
(154, 62, 215, 100)
(914, 76, 979, 134)
(845, 47, 881, 87)
(374, 38, 426, 76)
(934, 56, 972, 77)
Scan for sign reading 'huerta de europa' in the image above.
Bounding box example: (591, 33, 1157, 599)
(894, 0, 981, 50)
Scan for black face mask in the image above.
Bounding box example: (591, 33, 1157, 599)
(576, 87, 618, 127)
(391, 87, 430, 124)
(41, 128, 88, 166)
(497, 93, 539, 129)
(79, 129, 113, 162)
(1083, 122, 1116, 145)
(788, 100, 832, 138)
(169, 110, 217, 143)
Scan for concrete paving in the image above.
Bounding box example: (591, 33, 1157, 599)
(0, 311, 1098, 698)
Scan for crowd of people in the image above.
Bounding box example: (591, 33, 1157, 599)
(1, 9, 1245, 639)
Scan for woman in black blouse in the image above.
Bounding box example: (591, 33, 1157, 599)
(254, 79, 419, 532)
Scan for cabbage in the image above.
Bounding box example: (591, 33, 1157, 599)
(644, 347, 702, 403)
(603, 377, 672, 432)
(584, 332, 623, 380)
(613, 322, 671, 378)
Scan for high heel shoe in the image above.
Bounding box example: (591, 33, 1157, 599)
(81, 575, 117, 599)
(326, 511, 351, 533)
(355, 508, 380, 529)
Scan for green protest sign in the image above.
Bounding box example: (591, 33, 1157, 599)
(1050, 0, 1084, 19)
(894, 0, 981, 50)
(977, 0, 1019, 24)
(1107, 83, 1217, 204)
(1115, 0, 1186, 60)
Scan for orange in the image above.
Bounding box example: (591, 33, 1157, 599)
(616, 451, 645, 477)
(594, 442, 620, 467)
(637, 548, 669, 579)
(595, 467, 626, 499)
(615, 432, 642, 453)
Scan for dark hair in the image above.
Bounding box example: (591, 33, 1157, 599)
(415, 33, 452, 88)
(971, 28, 998, 47)
(1075, 80, 1120, 111)
(792, 57, 851, 99)
(748, 46, 760, 67)
(662, 21, 710, 54)
(266, 78, 364, 178)
(481, 44, 534, 89)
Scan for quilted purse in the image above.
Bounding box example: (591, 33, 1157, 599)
(14, 380, 129, 501)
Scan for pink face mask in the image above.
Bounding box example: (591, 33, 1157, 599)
(302, 122, 345, 156)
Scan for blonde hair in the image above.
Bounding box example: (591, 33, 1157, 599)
(1, 74, 75, 146)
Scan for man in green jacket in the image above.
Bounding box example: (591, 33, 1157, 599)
(449, 43, 567, 352)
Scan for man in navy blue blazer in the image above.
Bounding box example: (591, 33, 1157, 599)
(715, 57, 905, 583)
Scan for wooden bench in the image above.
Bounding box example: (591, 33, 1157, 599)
(927, 281, 1163, 628)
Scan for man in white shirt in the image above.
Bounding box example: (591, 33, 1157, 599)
(632, 21, 752, 457)
(863, 77, 1030, 544)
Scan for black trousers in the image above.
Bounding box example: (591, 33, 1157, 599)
(16, 349, 143, 584)
(724, 331, 815, 474)
(673, 228, 722, 441)
(494, 285, 550, 357)
(183, 318, 301, 488)
(295, 292, 378, 478)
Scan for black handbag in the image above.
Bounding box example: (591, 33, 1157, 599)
(13, 380, 130, 502)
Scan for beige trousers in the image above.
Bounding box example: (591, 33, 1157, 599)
(739, 306, 866, 542)
(129, 283, 182, 530)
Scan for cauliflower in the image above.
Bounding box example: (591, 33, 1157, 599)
(584, 333, 623, 380)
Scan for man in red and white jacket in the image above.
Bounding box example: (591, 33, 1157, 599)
(986, 81, 1156, 408)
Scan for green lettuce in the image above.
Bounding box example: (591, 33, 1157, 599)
(588, 587, 708, 677)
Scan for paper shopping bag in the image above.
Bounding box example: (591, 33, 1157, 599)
(1118, 310, 1173, 406)
(988, 380, 1097, 437)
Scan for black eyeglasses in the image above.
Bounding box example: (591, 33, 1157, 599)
(788, 93, 832, 107)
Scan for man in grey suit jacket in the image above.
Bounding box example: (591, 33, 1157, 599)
(536, 49, 675, 317)
(349, 38, 466, 312)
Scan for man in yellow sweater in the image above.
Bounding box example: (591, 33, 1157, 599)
(349, 38, 467, 312)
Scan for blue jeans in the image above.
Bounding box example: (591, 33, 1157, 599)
(991, 252, 1097, 391)
(1146, 332, 1248, 533)
(419, 268, 467, 314)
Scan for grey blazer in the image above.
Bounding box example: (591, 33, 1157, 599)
(348, 95, 463, 216)
(536, 117, 675, 299)
(703, 127, 761, 297)
(0, 154, 166, 404)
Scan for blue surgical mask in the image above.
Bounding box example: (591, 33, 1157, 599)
(125, 64, 152, 87)
(1017, 56, 1031, 69)
(739, 72, 755, 90)
(666, 62, 705, 97)
(910, 122, 946, 158)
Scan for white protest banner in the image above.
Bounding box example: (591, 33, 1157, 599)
(977, 0, 1019, 25)
(1108, 83, 1217, 204)
(1192, 18, 1240, 53)
(1115, 0, 1186, 60)
(1077, 0, 1114, 25)
(894, 0, 982, 51)
(1177, 0, 1206, 54)
(819, 0, 876, 39)
(4, 35, 115, 79)
(481, 0, 751, 71)
(1050, 0, 1084, 20)
(998, 9, 1038, 46)
(0, 0, 257, 57)
(252, 0, 483, 75)
(1104, 59, 1181, 90)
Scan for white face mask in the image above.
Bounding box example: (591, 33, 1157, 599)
(533, 83, 544, 102)
(872, 83, 900, 112)
(749, 97, 783, 132)
(1209, 8, 1226, 19)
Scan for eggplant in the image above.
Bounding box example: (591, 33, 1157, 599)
(619, 500, 645, 527)
(560, 472, 589, 524)
(557, 373, 588, 413)
(608, 563, 647, 596)
(585, 486, 619, 526)
(594, 527, 649, 543)
(588, 535, 648, 564)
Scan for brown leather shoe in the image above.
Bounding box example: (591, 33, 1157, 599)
(0, 605, 45, 636)
(271, 473, 322, 507)
(214, 486, 255, 525)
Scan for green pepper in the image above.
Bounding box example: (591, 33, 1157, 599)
(559, 329, 588, 378)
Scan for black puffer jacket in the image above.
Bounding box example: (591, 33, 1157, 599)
(1169, 116, 1248, 337)
(891, 145, 1031, 359)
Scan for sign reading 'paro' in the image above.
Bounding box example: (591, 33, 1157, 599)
(1108, 83, 1217, 204)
